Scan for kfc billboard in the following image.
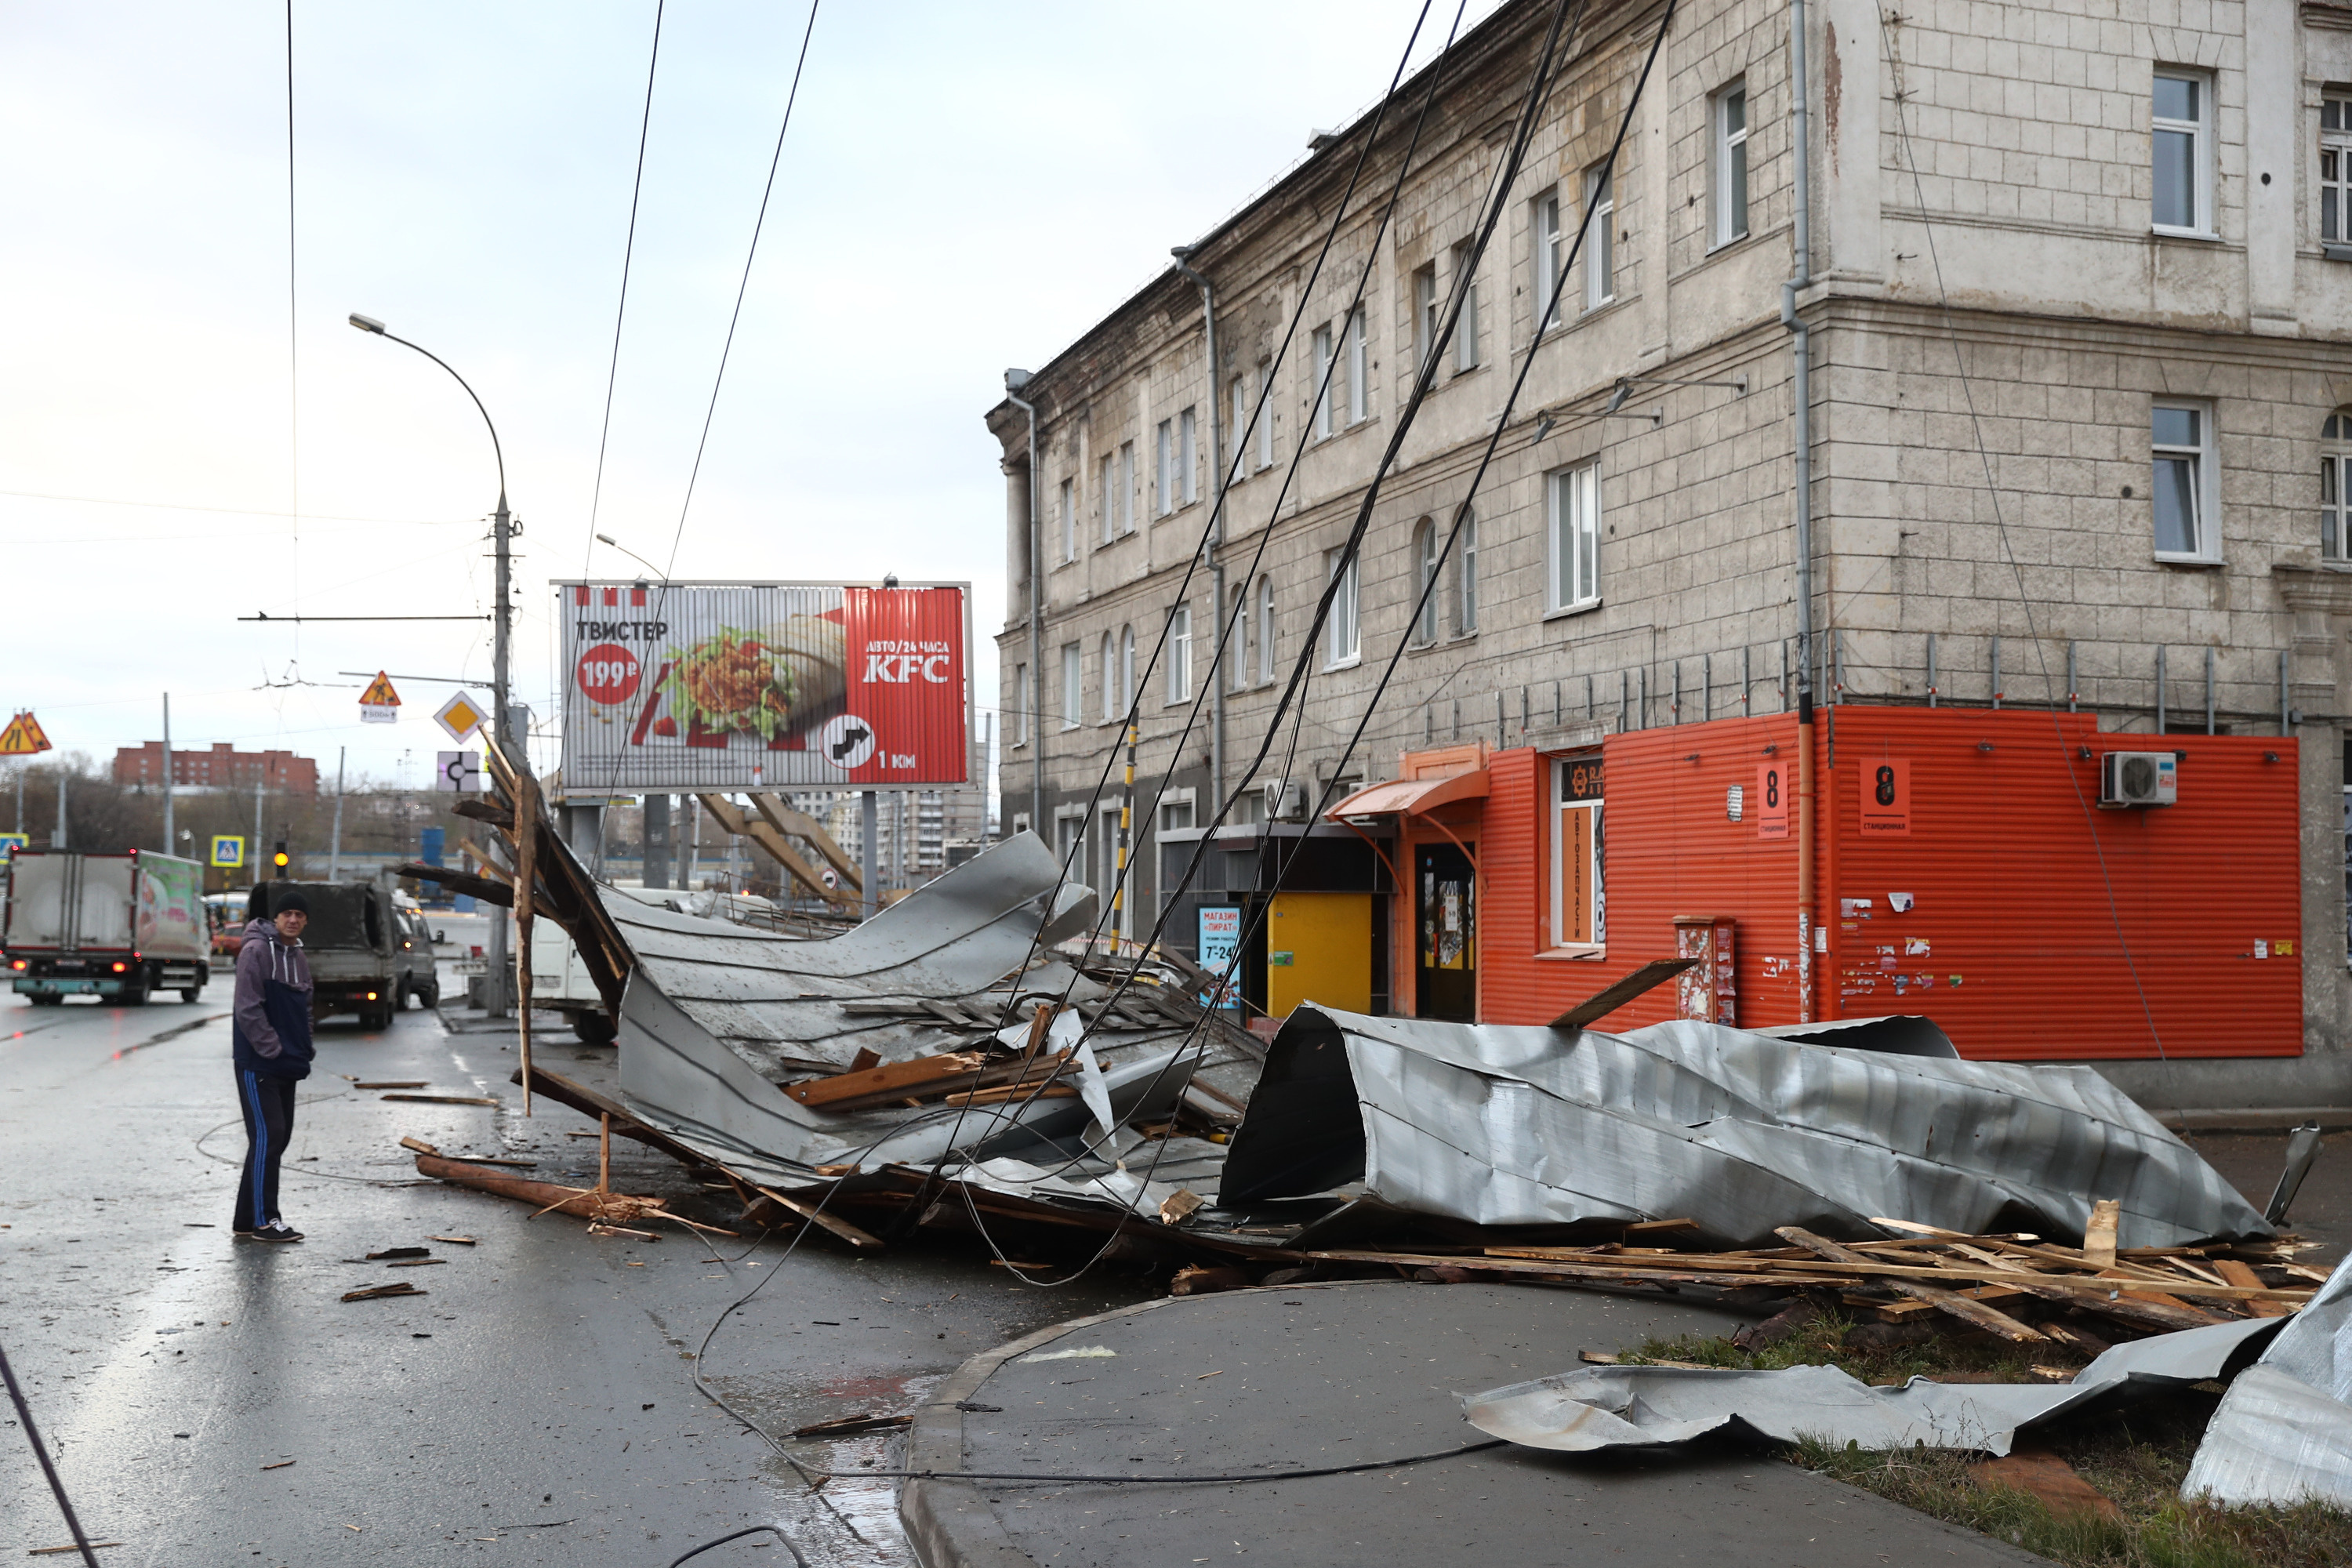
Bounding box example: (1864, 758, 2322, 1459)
(557, 580, 971, 793)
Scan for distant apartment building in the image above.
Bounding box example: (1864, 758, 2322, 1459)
(989, 0, 2352, 1105)
(114, 742, 318, 798)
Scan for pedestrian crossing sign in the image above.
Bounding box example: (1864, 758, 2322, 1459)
(0, 710, 52, 756)
(0, 833, 26, 854)
(212, 835, 245, 869)
(359, 671, 401, 725)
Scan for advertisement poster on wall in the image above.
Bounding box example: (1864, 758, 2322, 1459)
(1196, 906, 1242, 1009)
(557, 580, 971, 795)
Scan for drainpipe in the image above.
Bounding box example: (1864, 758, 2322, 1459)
(1171, 248, 1226, 821)
(1783, 0, 1817, 1022)
(1004, 372, 1044, 839)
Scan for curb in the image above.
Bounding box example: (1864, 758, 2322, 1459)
(2162, 1108, 2352, 1134)
(898, 1283, 1363, 1568)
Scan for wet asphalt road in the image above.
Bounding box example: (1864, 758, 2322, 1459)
(0, 976, 1152, 1567)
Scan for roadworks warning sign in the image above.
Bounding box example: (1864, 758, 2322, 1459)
(360, 671, 401, 724)
(0, 711, 53, 756)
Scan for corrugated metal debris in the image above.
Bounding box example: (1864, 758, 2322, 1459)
(2181, 1249, 2352, 1507)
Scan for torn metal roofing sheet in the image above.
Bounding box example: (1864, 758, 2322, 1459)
(2181, 1250, 2352, 1507)
(1220, 1005, 2270, 1249)
(1465, 1313, 2284, 1457)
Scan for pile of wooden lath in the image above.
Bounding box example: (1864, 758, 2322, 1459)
(1309, 1206, 2327, 1342)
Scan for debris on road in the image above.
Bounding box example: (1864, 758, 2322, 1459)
(381, 1093, 500, 1107)
(2181, 1249, 2352, 1506)
(340, 1283, 426, 1303)
(788, 1413, 913, 1439)
(260, 1461, 296, 1472)
(352, 1080, 426, 1091)
(365, 1247, 430, 1260)
(428, 1236, 476, 1246)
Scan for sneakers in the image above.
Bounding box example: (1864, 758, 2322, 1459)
(234, 1220, 305, 1243)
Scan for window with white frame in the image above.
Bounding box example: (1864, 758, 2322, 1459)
(1460, 510, 1479, 633)
(1167, 604, 1192, 703)
(1451, 240, 1479, 371)
(1098, 801, 1130, 938)
(1548, 753, 1605, 947)
(1058, 477, 1076, 563)
(1312, 325, 1335, 439)
(1013, 662, 1029, 745)
(2324, 412, 2352, 563)
(1583, 163, 1613, 310)
(1060, 642, 1081, 728)
(1227, 581, 1249, 692)
(1179, 407, 1198, 505)
(1711, 80, 1749, 247)
(1118, 441, 1135, 533)
(1054, 808, 1088, 884)
(2325, 97, 2352, 245)
(1254, 361, 1275, 468)
(1098, 455, 1116, 543)
(1324, 547, 1359, 666)
(1154, 789, 1196, 920)
(1154, 419, 1174, 516)
(1548, 463, 1600, 611)
(1345, 307, 1368, 423)
(1413, 520, 1439, 644)
(1533, 189, 1564, 335)
(1098, 631, 1117, 723)
(1120, 626, 1135, 719)
(2151, 401, 2219, 560)
(2153, 69, 2213, 236)
(1414, 263, 1439, 375)
(1229, 376, 1249, 482)
(1256, 575, 1276, 682)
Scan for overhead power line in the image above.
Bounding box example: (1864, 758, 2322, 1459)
(583, 0, 667, 564)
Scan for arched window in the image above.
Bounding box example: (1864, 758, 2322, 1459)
(1256, 575, 1276, 683)
(1459, 510, 1480, 633)
(1120, 626, 1136, 717)
(1413, 520, 1439, 644)
(1098, 631, 1116, 724)
(1227, 581, 1249, 693)
(2326, 412, 2352, 563)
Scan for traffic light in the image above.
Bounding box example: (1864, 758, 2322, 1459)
(274, 840, 289, 877)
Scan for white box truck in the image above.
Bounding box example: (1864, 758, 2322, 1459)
(4, 848, 211, 1005)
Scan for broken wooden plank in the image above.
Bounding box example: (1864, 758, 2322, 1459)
(1778, 1226, 2048, 1343)
(2082, 1199, 2119, 1269)
(697, 793, 858, 906)
(392, 860, 514, 909)
(2214, 1258, 2294, 1318)
(383, 1093, 500, 1106)
(747, 793, 865, 893)
(749, 1185, 883, 1250)
(341, 1282, 426, 1302)
(1315, 1248, 1852, 1290)
(785, 1051, 987, 1108)
(1549, 957, 1698, 1030)
(508, 1063, 722, 1176)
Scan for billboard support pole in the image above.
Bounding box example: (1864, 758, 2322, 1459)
(861, 790, 878, 920)
(644, 794, 670, 891)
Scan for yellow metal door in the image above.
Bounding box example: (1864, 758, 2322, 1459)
(1265, 891, 1373, 1018)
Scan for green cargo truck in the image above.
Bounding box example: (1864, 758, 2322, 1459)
(3, 848, 211, 1004)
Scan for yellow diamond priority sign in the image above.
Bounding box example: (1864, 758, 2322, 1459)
(0, 711, 53, 757)
(434, 690, 486, 743)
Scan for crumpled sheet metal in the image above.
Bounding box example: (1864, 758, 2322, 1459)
(1220, 1006, 2269, 1248)
(1465, 1313, 2283, 1458)
(2182, 1250, 2352, 1507)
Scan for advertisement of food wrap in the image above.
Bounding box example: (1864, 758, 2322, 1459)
(557, 580, 971, 793)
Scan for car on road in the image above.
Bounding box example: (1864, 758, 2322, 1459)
(250, 877, 429, 1030)
(5, 848, 210, 1005)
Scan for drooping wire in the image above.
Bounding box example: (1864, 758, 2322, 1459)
(1, 1339, 103, 1568)
(283, 0, 300, 632)
(583, 2, 666, 564)
(1875, 8, 2168, 1062)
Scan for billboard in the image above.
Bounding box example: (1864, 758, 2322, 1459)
(556, 580, 971, 794)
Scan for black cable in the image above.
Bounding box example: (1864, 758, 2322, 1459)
(0, 1339, 102, 1568)
(798, 1438, 1507, 1487)
(665, 1524, 808, 1566)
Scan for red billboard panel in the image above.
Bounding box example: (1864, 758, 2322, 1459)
(557, 580, 971, 793)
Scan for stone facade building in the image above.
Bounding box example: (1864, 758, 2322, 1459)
(988, 0, 2352, 1102)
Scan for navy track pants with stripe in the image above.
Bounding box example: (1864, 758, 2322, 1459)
(233, 1069, 298, 1230)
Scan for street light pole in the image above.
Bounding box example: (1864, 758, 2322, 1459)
(350, 312, 517, 1014)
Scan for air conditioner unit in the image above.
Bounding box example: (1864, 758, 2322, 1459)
(1263, 779, 1310, 822)
(2100, 750, 2178, 808)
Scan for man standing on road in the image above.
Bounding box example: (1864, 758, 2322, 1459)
(232, 889, 314, 1242)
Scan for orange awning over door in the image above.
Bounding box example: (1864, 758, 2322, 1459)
(1327, 768, 1489, 822)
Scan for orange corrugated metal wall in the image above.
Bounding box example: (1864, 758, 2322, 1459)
(1472, 707, 2301, 1059)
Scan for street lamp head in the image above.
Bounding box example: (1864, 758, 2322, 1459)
(595, 533, 618, 546)
(349, 313, 386, 334)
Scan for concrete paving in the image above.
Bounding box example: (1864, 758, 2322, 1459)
(0, 972, 1152, 1566)
(901, 1281, 2049, 1568)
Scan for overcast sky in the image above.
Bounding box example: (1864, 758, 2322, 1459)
(0, 1, 1493, 806)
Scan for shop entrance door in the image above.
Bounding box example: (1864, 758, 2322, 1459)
(1415, 841, 1475, 1021)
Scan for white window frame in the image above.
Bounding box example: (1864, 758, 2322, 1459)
(1060, 642, 1081, 729)
(1534, 190, 1564, 336)
(1451, 240, 1479, 372)
(2324, 96, 2352, 248)
(1229, 376, 1249, 484)
(2326, 412, 2352, 564)
(1548, 462, 1601, 613)
(1256, 575, 1276, 683)
(1179, 407, 1198, 505)
(1120, 626, 1136, 720)
(1154, 419, 1174, 517)
(1166, 604, 1192, 704)
(1098, 800, 1130, 939)
(1413, 520, 1439, 644)
(1711, 79, 1749, 248)
(1098, 455, 1116, 544)
(2151, 399, 2220, 563)
(1312, 325, 1334, 439)
(1345, 307, 1368, 424)
(1012, 662, 1030, 746)
(1583, 163, 1613, 310)
(1118, 442, 1135, 534)
(1414, 262, 1439, 375)
(2152, 68, 2215, 240)
(1099, 631, 1117, 724)
(1324, 548, 1359, 668)
(1054, 807, 1089, 884)
(1547, 756, 1606, 950)
(1459, 510, 1479, 633)
(1254, 361, 1275, 469)
(1058, 477, 1076, 564)
(1226, 580, 1249, 692)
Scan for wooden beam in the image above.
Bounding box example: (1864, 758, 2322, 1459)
(696, 793, 858, 906)
(1550, 957, 1697, 1030)
(1779, 1226, 2048, 1342)
(748, 793, 863, 892)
